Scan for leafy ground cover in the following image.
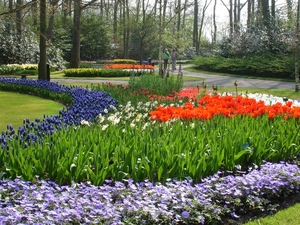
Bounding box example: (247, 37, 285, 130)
(0, 75, 300, 224)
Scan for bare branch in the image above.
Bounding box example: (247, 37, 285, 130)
(0, 0, 37, 16)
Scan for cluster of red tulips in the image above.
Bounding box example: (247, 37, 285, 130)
(149, 89, 300, 121)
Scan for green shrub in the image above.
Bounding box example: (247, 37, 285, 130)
(0, 64, 39, 75)
(114, 59, 137, 64)
(79, 63, 93, 68)
(193, 55, 295, 79)
(15, 70, 38, 75)
(0, 65, 19, 75)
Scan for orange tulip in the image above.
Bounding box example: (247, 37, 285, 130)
(149, 94, 300, 122)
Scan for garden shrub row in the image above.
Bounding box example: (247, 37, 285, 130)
(0, 64, 38, 75)
(64, 68, 133, 77)
(193, 54, 295, 79)
(113, 58, 137, 64)
(0, 64, 57, 75)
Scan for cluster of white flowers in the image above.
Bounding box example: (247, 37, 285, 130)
(95, 101, 160, 131)
(220, 92, 300, 107)
(80, 120, 90, 126)
(245, 93, 300, 107)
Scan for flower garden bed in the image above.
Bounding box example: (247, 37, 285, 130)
(104, 63, 154, 74)
(0, 78, 300, 224)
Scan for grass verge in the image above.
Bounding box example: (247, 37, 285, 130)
(244, 203, 300, 225)
(0, 91, 64, 132)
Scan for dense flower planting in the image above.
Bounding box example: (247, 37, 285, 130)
(0, 162, 300, 224)
(150, 93, 300, 121)
(1, 79, 300, 224)
(104, 64, 154, 70)
(0, 78, 118, 148)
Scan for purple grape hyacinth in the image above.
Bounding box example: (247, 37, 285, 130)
(0, 78, 118, 149)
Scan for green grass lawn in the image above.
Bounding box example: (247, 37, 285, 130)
(0, 91, 64, 132)
(244, 203, 300, 225)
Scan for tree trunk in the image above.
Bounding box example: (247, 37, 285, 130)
(247, 0, 253, 28)
(69, 0, 81, 68)
(229, 0, 233, 36)
(163, 0, 167, 25)
(177, 0, 181, 31)
(124, 0, 130, 58)
(113, 0, 119, 44)
(62, 0, 70, 29)
(212, 0, 217, 46)
(69, 0, 97, 68)
(193, 0, 198, 47)
(182, 0, 188, 29)
(38, 0, 47, 80)
(261, 0, 270, 28)
(220, 0, 234, 36)
(31, 0, 38, 31)
(47, 0, 60, 42)
(16, 0, 23, 63)
(197, 0, 212, 54)
(16, 0, 23, 37)
(286, 0, 293, 28)
(234, 0, 237, 32)
(7, 0, 14, 33)
(158, 0, 163, 77)
(271, 0, 275, 19)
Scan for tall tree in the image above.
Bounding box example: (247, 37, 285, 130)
(177, 0, 181, 31)
(7, 0, 14, 33)
(123, 0, 130, 58)
(182, 0, 188, 29)
(212, 0, 217, 46)
(16, 0, 23, 37)
(247, 0, 255, 28)
(261, 0, 270, 27)
(113, 0, 119, 48)
(220, 0, 233, 35)
(69, 0, 97, 68)
(47, 0, 60, 42)
(16, 0, 23, 62)
(69, 0, 81, 68)
(193, 0, 198, 47)
(286, 0, 294, 28)
(62, 0, 71, 29)
(31, 0, 38, 31)
(158, 0, 163, 77)
(38, 0, 47, 80)
(221, 0, 246, 35)
(197, 0, 212, 53)
(271, 0, 275, 19)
